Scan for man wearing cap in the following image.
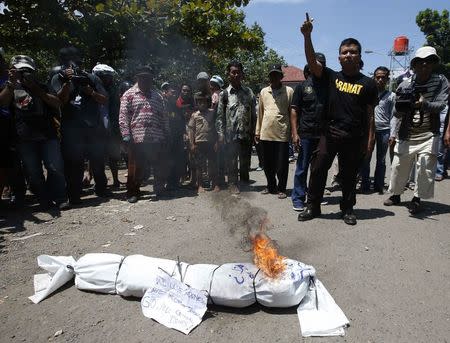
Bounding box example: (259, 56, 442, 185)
(196, 71, 212, 107)
(299, 16, 378, 225)
(92, 63, 123, 188)
(291, 54, 328, 211)
(210, 75, 224, 111)
(255, 64, 293, 198)
(51, 47, 109, 205)
(216, 60, 256, 194)
(384, 46, 448, 214)
(0, 55, 69, 210)
(119, 66, 169, 203)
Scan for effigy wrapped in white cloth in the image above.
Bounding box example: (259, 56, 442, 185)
(30, 253, 315, 308)
(29, 251, 348, 336)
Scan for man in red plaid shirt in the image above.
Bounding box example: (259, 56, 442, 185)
(119, 66, 169, 203)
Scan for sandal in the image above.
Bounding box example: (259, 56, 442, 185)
(278, 192, 287, 199)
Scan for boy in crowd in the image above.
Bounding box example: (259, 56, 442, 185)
(188, 93, 219, 193)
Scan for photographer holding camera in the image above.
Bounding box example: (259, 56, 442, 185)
(51, 47, 108, 205)
(0, 55, 69, 210)
(384, 46, 448, 214)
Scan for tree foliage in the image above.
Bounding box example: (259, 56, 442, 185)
(0, 0, 285, 90)
(416, 8, 450, 78)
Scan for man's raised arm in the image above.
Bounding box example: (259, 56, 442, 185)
(300, 14, 323, 78)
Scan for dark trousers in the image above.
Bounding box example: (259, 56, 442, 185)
(194, 142, 218, 187)
(62, 127, 107, 202)
(18, 139, 67, 205)
(261, 140, 289, 193)
(292, 137, 320, 207)
(167, 137, 186, 187)
(226, 139, 252, 184)
(255, 141, 264, 168)
(307, 135, 365, 211)
(127, 142, 167, 197)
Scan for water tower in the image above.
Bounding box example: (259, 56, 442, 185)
(389, 36, 413, 90)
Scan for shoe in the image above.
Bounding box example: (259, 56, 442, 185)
(435, 175, 444, 182)
(96, 189, 112, 198)
(278, 192, 287, 199)
(408, 197, 421, 214)
(341, 209, 357, 225)
(256, 167, 263, 171)
(289, 156, 296, 163)
(298, 206, 321, 221)
(292, 204, 304, 212)
(69, 197, 81, 205)
(229, 185, 240, 194)
(127, 196, 138, 203)
(374, 187, 384, 195)
(57, 201, 71, 211)
(384, 195, 400, 206)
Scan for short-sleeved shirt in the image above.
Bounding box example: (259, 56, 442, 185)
(51, 72, 107, 129)
(12, 82, 58, 141)
(256, 85, 293, 142)
(324, 67, 377, 137)
(188, 109, 216, 143)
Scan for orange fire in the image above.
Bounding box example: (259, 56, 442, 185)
(251, 233, 286, 279)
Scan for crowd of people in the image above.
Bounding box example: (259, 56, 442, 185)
(0, 17, 449, 226)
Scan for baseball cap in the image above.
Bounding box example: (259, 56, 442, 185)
(210, 75, 224, 88)
(411, 46, 440, 67)
(161, 82, 171, 90)
(92, 63, 116, 76)
(196, 71, 209, 80)
(10, 55, 36, 71)
(135, 65, 152, 76)
(268, 64, 283, 76)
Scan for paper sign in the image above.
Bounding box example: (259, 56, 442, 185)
(141, 273, 208, 334)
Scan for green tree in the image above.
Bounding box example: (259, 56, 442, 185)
(416, 8, 450, 78)
(0, 0, 284, 89)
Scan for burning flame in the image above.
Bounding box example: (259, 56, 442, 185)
(251, 233, 286, 279)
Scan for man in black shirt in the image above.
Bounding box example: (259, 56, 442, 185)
(51, 47, 108, 205)
(291, 54, 328, 212)
(298, 15, 377, 225)
(0, 55, 69, 210)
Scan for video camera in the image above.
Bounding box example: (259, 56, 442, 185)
(59, 62, 92, 87)
(394, 83, 427, 128)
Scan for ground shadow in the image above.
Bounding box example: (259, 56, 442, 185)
(408, 201, 450, 220)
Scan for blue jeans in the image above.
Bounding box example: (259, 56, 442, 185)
(291, 137, 319, 207)
(436, 106, 449, 177)
(361, 129, 390, 191)
(18, 139, 67, 205)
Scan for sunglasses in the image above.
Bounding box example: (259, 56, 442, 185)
(415, 56, 437, 65)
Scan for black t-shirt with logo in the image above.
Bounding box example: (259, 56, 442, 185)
(324, 67, 377, 137)
(13, 82, 58, 142)
(292, 76, 329, 138)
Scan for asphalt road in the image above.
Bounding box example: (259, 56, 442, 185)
(0, 155, 449, 343)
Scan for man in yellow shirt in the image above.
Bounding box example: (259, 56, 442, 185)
(255, 65, 294, 198)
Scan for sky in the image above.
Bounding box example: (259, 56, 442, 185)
(244, 0, 448, 75)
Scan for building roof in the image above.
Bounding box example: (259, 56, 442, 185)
(282, 65, 305, 82)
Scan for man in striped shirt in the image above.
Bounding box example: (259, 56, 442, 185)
(384, 47, 448, 214)
(119, 66, 169, 203)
